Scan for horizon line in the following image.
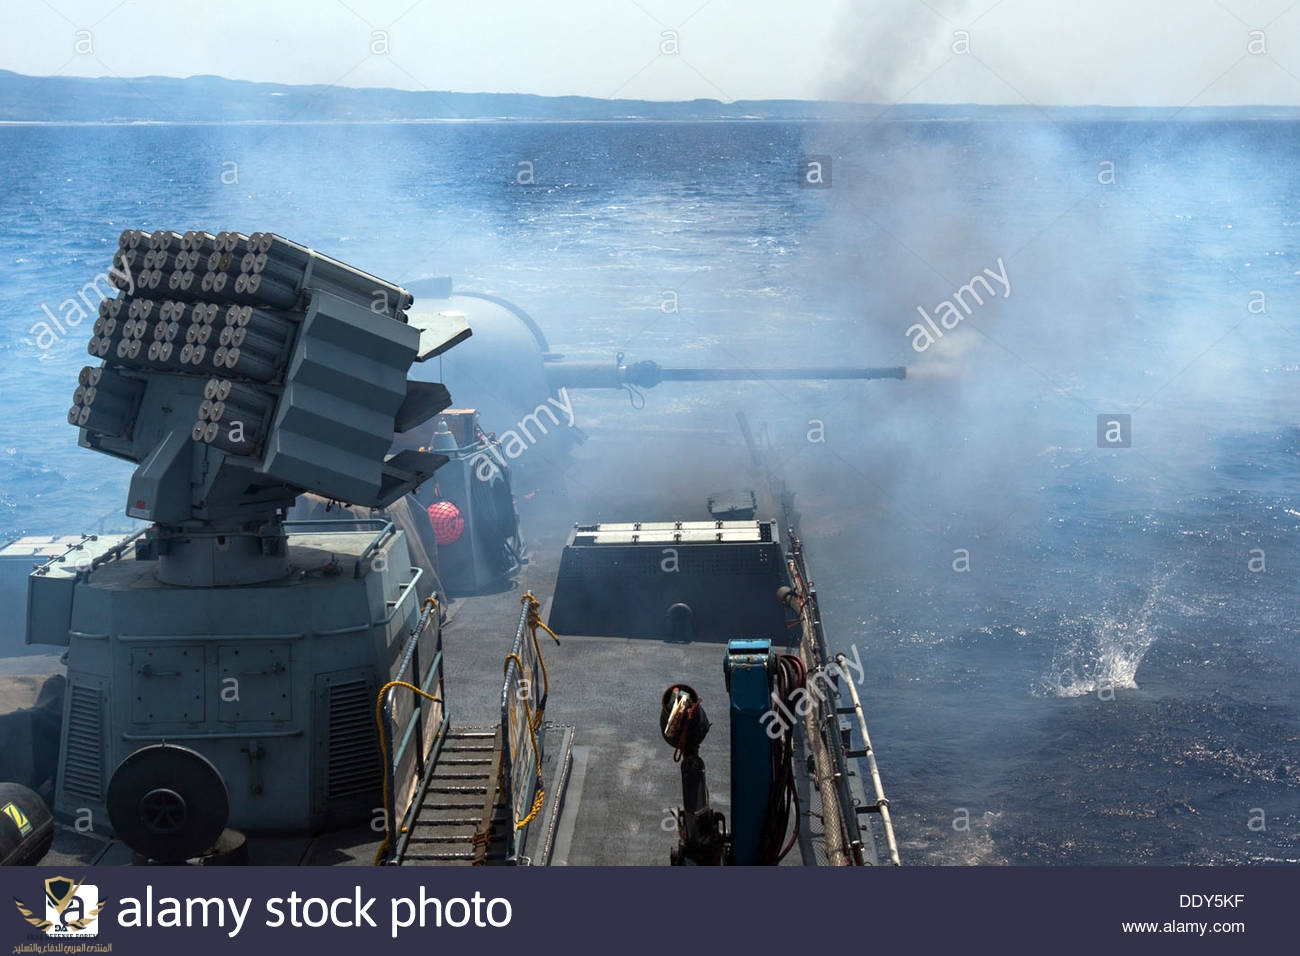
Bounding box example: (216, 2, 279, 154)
(2, 70, 1298, 112)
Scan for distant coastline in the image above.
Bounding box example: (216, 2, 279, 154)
(3, 70, 1298, 124)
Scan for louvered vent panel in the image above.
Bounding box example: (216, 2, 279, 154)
(326, 678, 380, 800)
(62, 683, 103, 801)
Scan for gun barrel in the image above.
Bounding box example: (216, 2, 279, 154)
(545, 359, 906, 391)
(653, 366, 907, 382)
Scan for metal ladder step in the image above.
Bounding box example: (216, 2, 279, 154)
(407, 832, 478, 844)
(414, 815, 481, 827)
(435, 771, 493, 780)
(416, 790, 483, 806)
(404, 848, 477, 860)
(397, 727, 503, 866)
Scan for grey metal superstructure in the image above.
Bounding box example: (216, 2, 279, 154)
(45, 524, 428, 835)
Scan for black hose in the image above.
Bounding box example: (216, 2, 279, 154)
(759, 653, 806, 864)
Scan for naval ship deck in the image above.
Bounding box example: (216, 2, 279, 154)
(433, 522, 807, 867)
(17, 423, 890, 867)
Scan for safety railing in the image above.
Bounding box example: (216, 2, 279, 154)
(499, 595, 550, 863)
(788, 534, 900, 866)
(836, 649, 900, 865)
(378, 594, 448, 864)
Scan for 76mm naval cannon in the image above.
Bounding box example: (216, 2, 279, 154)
(402, 278, 905, 489)
(391, 280, 905, 595)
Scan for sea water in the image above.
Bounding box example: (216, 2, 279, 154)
(0, 118, 1295, 864)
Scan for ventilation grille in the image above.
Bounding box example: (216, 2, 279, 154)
(326, 679, 380, 801)
(62, 683, 104, 801)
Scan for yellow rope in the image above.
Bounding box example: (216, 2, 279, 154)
(372, 680, 443, 865)
(519, 591, 559, 711)
(516, 788, 546, 829)
(522, 591, 561, 645)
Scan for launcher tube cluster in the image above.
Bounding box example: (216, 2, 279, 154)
(67, 228, 443, 518)
(112, 230, 413, 318)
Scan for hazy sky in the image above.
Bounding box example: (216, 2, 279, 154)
(4, 0, 1300, 105)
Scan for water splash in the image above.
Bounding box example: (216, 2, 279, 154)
(1037, 565, 1177, 699)
(952, 810, 1009, 866)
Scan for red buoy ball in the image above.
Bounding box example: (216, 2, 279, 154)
(427, 500, 465, 545)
